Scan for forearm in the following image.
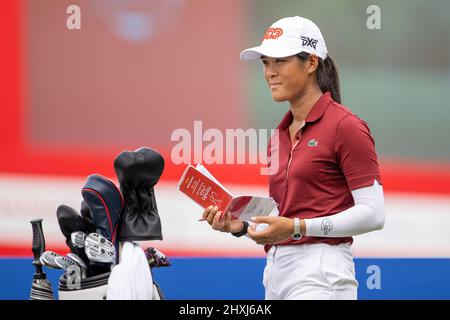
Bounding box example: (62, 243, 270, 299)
(304, 180, 385, 237)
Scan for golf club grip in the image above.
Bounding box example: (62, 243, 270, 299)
(30, 219, 45, 266)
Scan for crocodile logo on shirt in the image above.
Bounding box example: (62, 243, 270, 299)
(321, 218, 333, 235)
(307, 139, 319, 147)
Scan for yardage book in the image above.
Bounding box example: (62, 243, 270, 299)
(178, 164, 277, 222)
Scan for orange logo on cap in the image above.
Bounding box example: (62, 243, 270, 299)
(263, 27, 283, 40)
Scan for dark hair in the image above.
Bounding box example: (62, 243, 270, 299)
(297, 52, 341, 104)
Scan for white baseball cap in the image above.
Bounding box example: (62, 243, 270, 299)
(240, 16, 328, 61)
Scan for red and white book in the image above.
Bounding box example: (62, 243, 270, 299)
(177, 164, 277, 222)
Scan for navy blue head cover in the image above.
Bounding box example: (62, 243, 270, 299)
(81, 174, 123, 244)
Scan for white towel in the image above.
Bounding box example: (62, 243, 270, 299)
(107, 241, 153, 300)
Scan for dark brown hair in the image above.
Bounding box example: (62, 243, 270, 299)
(297, 52, 341, 103)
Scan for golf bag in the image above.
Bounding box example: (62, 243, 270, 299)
(58, 271, 165, 300)
(32, 146, 169, 300)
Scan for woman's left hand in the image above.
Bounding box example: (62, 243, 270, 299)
(247, 216, 294, 245)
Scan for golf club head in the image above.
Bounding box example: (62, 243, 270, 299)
(39, 251, 62, 269)
(67, 253, 87, 278)
(54, 255, 78, 270)
(56, 205, 95, 267)
(71, 231, 87, 248)
(84, 233, 116, 264)
(54, 255, 83, 287)
(67, 253, 87, 269)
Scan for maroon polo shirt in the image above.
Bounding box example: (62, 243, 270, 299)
(266, 92, 382, 251)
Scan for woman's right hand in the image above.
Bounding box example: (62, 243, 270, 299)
(201, 205, 244, 234)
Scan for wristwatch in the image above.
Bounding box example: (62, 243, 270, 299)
(232, 221, 249, 238)
(291, 218, 302, 240)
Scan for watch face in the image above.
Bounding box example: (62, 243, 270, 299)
(292, 234, 302, 241)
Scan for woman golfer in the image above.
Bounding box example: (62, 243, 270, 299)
(202, 16, 385, 300)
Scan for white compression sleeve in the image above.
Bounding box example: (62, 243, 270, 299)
(304, 180, 385, 237)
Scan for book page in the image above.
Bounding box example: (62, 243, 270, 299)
(227, 196, 277, 222)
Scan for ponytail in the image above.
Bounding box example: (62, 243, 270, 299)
(317, 56, 341, 103)
(297, 53, 341, 104)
